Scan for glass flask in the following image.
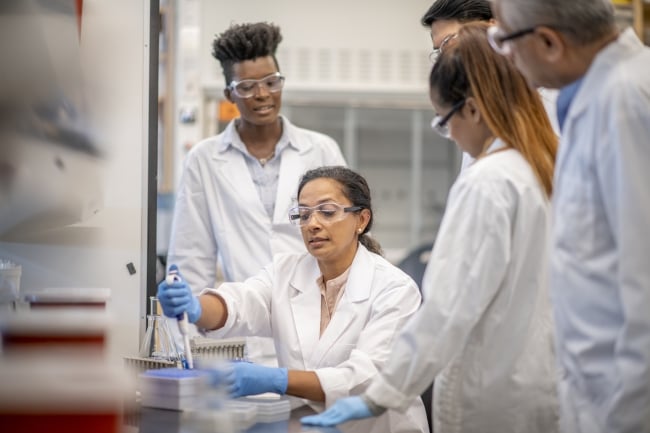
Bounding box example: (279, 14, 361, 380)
(139, 296, 180, 361)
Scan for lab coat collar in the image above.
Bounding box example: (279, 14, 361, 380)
(289, 244, 375, 365)
(209, 116, 314, 224)
(289, 243, 374, 302)
(213, 115, 307, 155)
(282, 116, 313, 154)
(557, 28, 643, 176)
(485, 137, 506, 154)
(564, 28, 642, 128)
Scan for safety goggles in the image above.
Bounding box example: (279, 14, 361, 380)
(431, 99, 465, 138)
(288, 202, 362, 226)
(429, 33, 458, 63)
(227, 72, 285, 99)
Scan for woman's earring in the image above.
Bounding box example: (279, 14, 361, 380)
(358, 229, 363, 234)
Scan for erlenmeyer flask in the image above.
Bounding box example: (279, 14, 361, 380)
(139, 296, 180, 361)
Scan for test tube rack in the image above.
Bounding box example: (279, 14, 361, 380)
(190, 336, 247, 363)
(124, 337, 247, 377)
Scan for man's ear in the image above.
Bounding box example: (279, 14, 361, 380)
(536, 26, 565, 63)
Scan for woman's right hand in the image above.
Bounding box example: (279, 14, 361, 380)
(156, 265, 202, 323)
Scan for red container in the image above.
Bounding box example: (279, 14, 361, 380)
(0, 356, 130, 433)
(0, 309, 109, 355)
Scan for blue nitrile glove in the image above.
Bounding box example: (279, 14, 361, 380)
(156, 265, 202, 323)
(226, 361, 288, 398)
(206, 365, 228, 387)
(300, 396, 373, 426)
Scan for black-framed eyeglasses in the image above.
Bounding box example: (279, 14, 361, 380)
(431, 99, 465, 138)
(487, 25, 538, 56)
(227, 72, 285, 99)
(288, 202, 362, 226)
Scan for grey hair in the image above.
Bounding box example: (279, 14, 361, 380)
(497, 0, 616, 45)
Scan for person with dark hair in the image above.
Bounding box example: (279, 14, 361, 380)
(302, 23, 559, 433)
(158, 166, 429, 433)
(490, 1, 650, 432)
(166, 22, 346, 364)
(422, 0, 493, 63)
(421, 0, 557, 173)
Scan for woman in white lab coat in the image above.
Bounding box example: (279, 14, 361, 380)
(166, 22, 345, 365)
(157, 166, 429, 433)
(302, 22, 559, 433)
(166, 21, 346, 293)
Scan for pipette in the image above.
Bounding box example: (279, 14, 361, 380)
(166, 267, 194, 369)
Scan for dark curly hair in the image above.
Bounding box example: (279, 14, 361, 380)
(297, 166, 383, 256)
(212, 22, 283, 86)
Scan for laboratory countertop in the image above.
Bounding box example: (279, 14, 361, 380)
(122, 404, 342, 433)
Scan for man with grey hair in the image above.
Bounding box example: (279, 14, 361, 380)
(489, 1, 650, 432)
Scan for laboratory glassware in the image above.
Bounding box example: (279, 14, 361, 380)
(139, 296, 180, 362)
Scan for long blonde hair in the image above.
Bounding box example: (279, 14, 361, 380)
(430, 22, 557, 196)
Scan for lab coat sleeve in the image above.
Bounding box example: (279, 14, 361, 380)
(314, 275, 422, 407)
(598, 84, 650, 432)
(200, 264, 274, 338)
(365, 177, 512, 411)
(167, 148, 218, 293)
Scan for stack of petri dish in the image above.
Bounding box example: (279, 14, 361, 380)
(139, 368, 211, 411)
(236, 394, 291, 423)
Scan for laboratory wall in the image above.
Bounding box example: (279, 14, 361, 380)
(0, 0, 153, 361)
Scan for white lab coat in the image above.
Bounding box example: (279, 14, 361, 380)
(364, 140, 559, 433)
(167, 116, 346, 288)
(201, 244, 429, 433)
(166, 116, 345, 363)
(550, 28, 650, 433)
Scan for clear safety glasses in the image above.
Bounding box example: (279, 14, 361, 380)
(288, 202, 362, 226)
(428, 33, 458, 63)
(431, 99, 465, 139)
(227, 72, 285, 99)
(487, 25, 538, 56)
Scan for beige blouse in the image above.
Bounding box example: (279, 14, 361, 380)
(317, 267, 350, 337)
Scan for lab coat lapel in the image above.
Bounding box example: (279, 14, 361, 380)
(273, 118, 313, 223)
(212, 124, 268, 219)
(556, 29, 640, 179)
(289, 256, 322, 362)
(309, 245, 374, 366)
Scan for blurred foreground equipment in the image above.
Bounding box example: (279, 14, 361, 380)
(0, 0, 104, 239)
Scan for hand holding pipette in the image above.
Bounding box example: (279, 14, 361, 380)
(157, 264, 202, 369)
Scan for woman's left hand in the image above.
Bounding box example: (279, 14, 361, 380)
(226, 361, 288, 398)
(300, 396, 373, 426)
